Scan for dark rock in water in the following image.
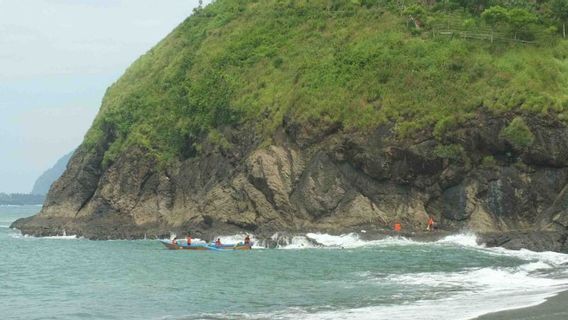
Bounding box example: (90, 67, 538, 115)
(480, 232, 568, 253)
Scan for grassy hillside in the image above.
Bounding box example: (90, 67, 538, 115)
(84, 0, 568, 165)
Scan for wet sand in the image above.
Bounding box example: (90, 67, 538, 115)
(475, 291, 568, 320)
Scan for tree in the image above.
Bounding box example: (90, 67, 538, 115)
(508, 8, 537, 40)
(481, 6, 509, 43)
(551, 0, 568, 38)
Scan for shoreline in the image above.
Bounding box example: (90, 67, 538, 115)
(475, 290, 568, 320)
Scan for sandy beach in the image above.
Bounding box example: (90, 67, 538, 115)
(476, 291, 568, 320)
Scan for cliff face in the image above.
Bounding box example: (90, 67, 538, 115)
(11, 0, 568, 251)
(12, 112, 568, 252)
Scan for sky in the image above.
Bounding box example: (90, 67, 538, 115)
(0, 0, 206, 193)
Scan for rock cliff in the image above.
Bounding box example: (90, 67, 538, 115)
(11, 0, 568, 252)
(12, 112, 568, 252)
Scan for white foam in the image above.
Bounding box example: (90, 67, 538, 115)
(435, 232, 481, 247)
(281, 233, 568, 320)
(432, 233, 568, 267)
(10, 233, 82, 240)
(162, 231, 568, 320)
(201, 234, 263, 248)
(273, 233, 419, 250)
(280, 290, 565, 320)
(259, 232, 568, 270)
(278, 235, 319, 249)
(248, 264, 568, 320)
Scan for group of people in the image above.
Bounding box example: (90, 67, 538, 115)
(213, 234, 251, 247)
(392, 216, 437, 232)
(171, 233, 251, 246)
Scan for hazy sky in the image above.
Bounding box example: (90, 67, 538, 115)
(0, 0, 206, 193)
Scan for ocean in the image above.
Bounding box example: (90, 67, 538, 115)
(2, 205, 568, 320)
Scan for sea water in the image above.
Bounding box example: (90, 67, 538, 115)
(1, 206, 568, 320)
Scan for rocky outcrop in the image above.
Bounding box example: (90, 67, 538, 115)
(11, 112, 568, 252)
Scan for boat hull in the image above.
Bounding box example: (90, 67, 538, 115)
(159, 240, 252, 251)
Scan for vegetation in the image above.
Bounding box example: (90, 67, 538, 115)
(481, 155, 497, 167)
(500, 116, 535, 150)
(434, 144, 465, 160)
(83, 0, 568, 165)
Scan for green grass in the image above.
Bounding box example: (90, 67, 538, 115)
(83, 0, 568, 165)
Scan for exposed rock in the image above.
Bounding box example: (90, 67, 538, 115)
(11, 113, 568, 252)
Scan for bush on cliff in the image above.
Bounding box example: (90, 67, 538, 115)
(500, 116, 535, 150)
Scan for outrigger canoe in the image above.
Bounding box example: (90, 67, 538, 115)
(160, 240, 252, 251)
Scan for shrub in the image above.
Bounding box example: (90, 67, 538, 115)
(481, 155, 497, 167)
(500, 117, 535, 150)
(434, 144, 465, 160)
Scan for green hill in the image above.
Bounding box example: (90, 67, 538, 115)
(85, 0, 568, 165)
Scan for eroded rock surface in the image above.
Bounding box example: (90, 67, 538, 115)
(12, 114, 568, 251)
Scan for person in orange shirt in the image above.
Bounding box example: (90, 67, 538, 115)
(427, 216, 435, 231)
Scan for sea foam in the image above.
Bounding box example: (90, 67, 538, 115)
(263, 232, 568, 320)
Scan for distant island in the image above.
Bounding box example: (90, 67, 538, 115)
(0, 193, 45, 206)
(31, 151, 73, 195)
(0, 151, 73, 206)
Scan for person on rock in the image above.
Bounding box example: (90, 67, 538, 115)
(427, 216, 435, 231)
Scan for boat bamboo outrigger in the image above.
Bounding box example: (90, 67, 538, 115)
(159, 239, 252, 251)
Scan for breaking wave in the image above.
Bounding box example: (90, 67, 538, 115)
(174, 232, 568, 320)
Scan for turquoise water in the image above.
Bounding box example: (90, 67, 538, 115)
(2, 206, 568, 320)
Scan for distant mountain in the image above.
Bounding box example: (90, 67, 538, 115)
(31, 151, 74, 195)
(0, 193, 45, 206)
